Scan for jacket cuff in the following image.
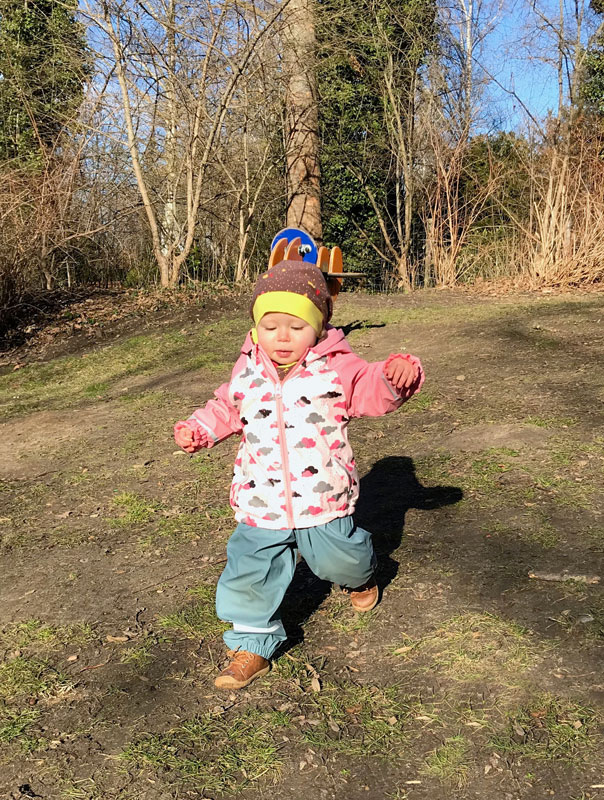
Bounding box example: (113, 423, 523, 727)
(384, 353, 425, 395)
(174, 419, 208, 449)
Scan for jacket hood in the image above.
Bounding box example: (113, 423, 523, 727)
(240, 324, 352, 363)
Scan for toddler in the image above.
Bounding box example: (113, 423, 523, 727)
(174, 260, 424, 690)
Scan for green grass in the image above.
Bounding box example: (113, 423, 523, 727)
(483, 516, 560, 549)
(416, 437, 602, 517)
(0, 657, 73, 703)
(139, 514, 208, 548)
(301, 682, 409, 757)
(111, 492, 162, 527)
(392, 612, 537, 688)
(0, 706, 42, 751)
(422, 735, 471, 787)
(524, 415, 578, 429)
(122, 708, 285, 793)
(158, 585, 228, 639)
(0, 619, 94, 652)
(0, 316, 246, 419)
(60, 779, 105, 800)
(120, 635, 168, 671)
(491, 694, 596, 763)
(401, 389, 434, 414)
(323, 595, 378, 633)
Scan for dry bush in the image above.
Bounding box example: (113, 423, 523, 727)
(522, 132, 604, 288)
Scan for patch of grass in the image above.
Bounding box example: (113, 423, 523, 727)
(0, 705, 41, 751)
(122, 708, 284, 793)
(422, 735, 470, 787)
(392, 612, 537, 687)
(189, 452, 228, 481)
(118, 389, 174, 410)
(60, 780, 104, 800)
(483, 517, 560, 549)
(272, 647, 315, 683)
(0, 656, 72, 702)
(401, 389, 434, 414)
(323, 595, 378, 633)
(0, 619, 94, 653)
(111, 492, 162, 527)
(158, 585, 227, 639)
(205, 504, 232, 519)
(301, 682, 408, 757)
(120, 431, 149, 455)
(414, 452, 453, 484)
(491, 694, 596, 763)
(120, 635, 167, 671)
(83, 382, 109, 398)
(0, 316, 247, 419)
(139, 514, 207, 548)
(524, 415, 578, 429)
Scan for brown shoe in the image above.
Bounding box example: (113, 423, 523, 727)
(214, 649, 270, 690)
(344, 579, 379, 612)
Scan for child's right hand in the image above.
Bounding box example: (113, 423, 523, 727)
(174, 421, 205, 453)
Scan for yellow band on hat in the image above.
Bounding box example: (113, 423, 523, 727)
(252, 291, 324, 336)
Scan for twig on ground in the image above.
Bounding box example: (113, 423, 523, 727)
(79, 662, 108, 672)
(528, 570, 600, 584)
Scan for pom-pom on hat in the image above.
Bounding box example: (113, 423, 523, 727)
(250, 260, 333, 336)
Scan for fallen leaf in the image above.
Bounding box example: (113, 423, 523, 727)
(106, 635, 129, 643)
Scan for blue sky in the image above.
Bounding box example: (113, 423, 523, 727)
(472, 0, 601, 132)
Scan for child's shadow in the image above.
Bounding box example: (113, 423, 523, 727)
(279, 456, 463, 650)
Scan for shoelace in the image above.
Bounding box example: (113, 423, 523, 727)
(231, 650, 253, 666)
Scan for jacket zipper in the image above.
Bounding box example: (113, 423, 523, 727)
(258, 348, 309, 530)
(274, 382, 294, 528)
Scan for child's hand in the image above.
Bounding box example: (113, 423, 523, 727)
(174, 421, 204, 453)
(383, 355, 418, 392)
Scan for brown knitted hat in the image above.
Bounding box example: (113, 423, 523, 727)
(250, 260, 333, 334)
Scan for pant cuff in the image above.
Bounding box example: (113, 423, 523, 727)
(223, 632, 283, 661)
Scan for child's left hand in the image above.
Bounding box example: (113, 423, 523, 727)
(383, 356, 418, 391)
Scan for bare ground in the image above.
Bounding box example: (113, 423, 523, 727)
(0, 289, 603, 800)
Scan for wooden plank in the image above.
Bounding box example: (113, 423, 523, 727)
(327, 246, 343, 297)
(285, 237, 303, 260)
(268, 237, 288, 268)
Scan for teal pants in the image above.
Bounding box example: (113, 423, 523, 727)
(215, 516, 376, 659)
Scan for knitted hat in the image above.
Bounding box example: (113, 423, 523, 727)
(250, 260, 333, 336)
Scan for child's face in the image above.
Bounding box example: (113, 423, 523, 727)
(256, 312, 318, 364)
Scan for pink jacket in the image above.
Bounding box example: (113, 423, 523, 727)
(178, 327, 424, 530)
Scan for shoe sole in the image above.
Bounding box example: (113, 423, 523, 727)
(214, 665, 270, 690)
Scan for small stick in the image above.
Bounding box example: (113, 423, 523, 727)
(79, 662, 108, 672)
(528, 571, 600, 584)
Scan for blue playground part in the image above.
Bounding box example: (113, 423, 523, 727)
(270, 227, 318, 264)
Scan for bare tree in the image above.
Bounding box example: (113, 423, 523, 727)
(82, 0, 283, 287)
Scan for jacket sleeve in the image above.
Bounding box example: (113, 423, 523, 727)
(332, 351, 424, 419)
(181, 354, 246, 448)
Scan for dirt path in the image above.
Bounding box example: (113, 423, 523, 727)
(1, 290, 603, 800)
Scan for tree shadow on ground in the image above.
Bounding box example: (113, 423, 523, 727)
(278, 456, 463, 651)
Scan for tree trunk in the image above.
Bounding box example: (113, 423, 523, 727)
(283, 0, 322, 242)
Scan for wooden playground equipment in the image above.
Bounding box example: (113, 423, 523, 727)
(268, 228, 362, 299)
